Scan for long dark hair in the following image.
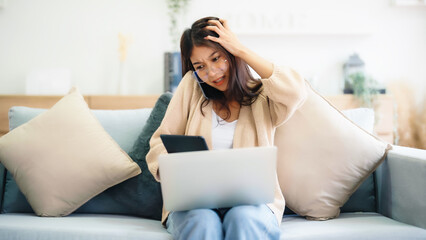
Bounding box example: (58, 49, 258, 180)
(180, 16, 262, 120)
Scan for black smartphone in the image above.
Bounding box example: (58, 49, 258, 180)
(160, 134, 209, 153)
(193, 72, 224, 100)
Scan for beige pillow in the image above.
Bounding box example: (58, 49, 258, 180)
(0, 88, 141, 216)
(275, 82, 391, 220)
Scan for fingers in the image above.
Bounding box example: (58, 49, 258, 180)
(204, 19, 230, 43)
(220, 19, 229, 29)
(204, 25, 221, 35)
(204, 35, 220, 43)
(208, 19, 226, 31)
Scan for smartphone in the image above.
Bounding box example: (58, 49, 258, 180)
(193, 72, 224, 100)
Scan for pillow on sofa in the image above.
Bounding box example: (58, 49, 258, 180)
(1, 107, 152, 213)
(275, 82, 391, 220)
(8, 106, 153, 153)
(0, 164, 4, 209)
(283, 107, 378, 215)
(75, 92, 173, 220)
(340, 108, 377, 213)
(0, 88, 141, 216)
(342, 108, 374, 133)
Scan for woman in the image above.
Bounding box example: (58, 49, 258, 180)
(146, 16, 307, 240)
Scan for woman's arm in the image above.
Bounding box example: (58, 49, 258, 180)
(204, 19, 273, 79)
(146, 72, 194, 181)
(260, 66, 308, 127)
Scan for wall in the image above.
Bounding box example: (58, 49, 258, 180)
(0, 0, 170, 95)
(0, 0, 425, 103)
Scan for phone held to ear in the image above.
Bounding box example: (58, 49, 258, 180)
(193, 72, 224, 100)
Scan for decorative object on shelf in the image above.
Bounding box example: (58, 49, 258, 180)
(388, 82, 426, 149)
(343, 53, 365, 94)
(117, 33, 132, 95)
(348, 72, 379, 108)
(164, 0, 190, 93)
(343, 53, 383, 108)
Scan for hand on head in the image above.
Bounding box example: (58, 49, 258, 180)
(203, 19, 247, 59)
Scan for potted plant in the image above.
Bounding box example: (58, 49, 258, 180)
(343, 53, 382, 108)
(348, 72, 379, 108)
(164, 0, 190, 93)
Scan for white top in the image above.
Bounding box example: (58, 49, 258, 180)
(211, 109, 238, 150)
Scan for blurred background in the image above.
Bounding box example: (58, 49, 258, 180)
(0, 0, 425, 148)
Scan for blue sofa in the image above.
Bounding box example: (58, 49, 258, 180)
(0, 105, 425, 240)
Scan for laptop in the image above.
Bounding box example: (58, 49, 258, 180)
(158, 146, 277, 212)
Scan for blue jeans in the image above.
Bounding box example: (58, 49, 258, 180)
(166, 205, 281, 240)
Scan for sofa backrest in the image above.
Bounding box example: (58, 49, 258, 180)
(0, 94, 393, 216)
(0, 95, 159, 138)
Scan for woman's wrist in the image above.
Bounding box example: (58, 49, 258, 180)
(234, 45, 248, 59)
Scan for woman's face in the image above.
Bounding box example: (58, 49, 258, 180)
(190, 46, 230, 92)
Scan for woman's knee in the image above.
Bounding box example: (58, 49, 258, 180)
(169, 209, 223, 240)
(181, 209, 222, 232)
(223, 205, 279, 229)
(223, 205, 280, 240)
(185, 209, 221, 225)
(224, 205, 262, 224)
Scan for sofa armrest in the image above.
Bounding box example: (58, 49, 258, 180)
(376, 145, 426, 229)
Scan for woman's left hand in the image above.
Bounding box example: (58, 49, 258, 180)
(204, 19, 247, 58)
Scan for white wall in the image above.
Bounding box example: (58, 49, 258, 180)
(0, 0, 425, 101)
(0, 0, 170, 95)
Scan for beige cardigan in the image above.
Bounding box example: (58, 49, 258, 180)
(146, 65, 307, 225)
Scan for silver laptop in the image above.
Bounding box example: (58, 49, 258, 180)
(158, 146, 277, 212)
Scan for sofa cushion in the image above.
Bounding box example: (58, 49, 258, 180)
(281, 212, 426, 240)
(0, 212, 425, 240)
(0, 88, 141, 216)
(0, 213, 173, 240)
(75, 92, 172, 219)
(0, 164, 4, 211)
(275, 82, 391, 220)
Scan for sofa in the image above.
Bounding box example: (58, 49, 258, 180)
(0, 94, 425, 240)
